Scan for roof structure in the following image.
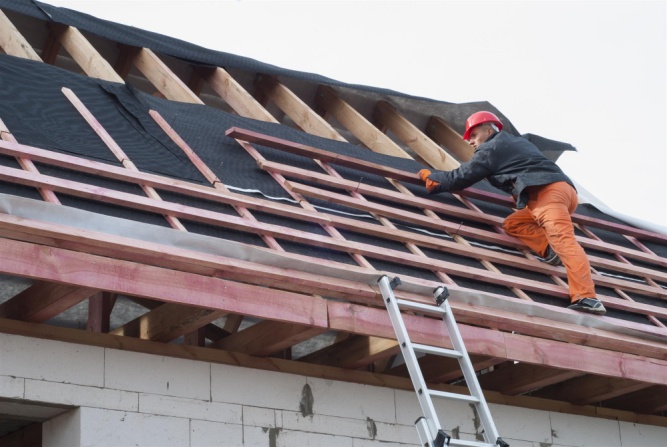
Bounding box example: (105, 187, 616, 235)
(0, 0, 666, 436)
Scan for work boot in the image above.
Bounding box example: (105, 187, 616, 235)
(568, 298, 606, 315)
(539, 246, 561, 266)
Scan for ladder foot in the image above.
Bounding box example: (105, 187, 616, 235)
(496, 437, 510, 447)
(434, 429, 451, 447)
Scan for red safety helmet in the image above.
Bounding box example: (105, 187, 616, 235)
(463, 111, 503, 141)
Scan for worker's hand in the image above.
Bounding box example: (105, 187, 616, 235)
(418, 169, 440, 193)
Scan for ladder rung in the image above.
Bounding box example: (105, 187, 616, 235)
(412, 343, 462, 359)
(395, 298, 446, 315)
(428, 389, 480, 404)
(447, 439, 497, 447)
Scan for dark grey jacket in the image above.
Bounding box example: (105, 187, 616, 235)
(428, 131, 575, 209)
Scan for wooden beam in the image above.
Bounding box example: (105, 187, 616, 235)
(110, 303, 227, 342)
(327, 300, 667, 385)
(387, 354, 503, 384)
(55, 25, 124, 83)
(2, 318, 664, 426)
(0, 237, 329, 328)
(0, 281, 98, 323)
(132, 48, 202, 103)
(200, 67, 277, 122)
(287, 181, 667, 302)
(603, 385, 667, 413)
(477, 362, 584, 395)
(228, 127, 667, 246)
(1, 210, 666, 348)
(299, 335, 399, 369)
(87, 291, 116, 333)
(374, 100, 460, 170)
(0, 9, 41, 61)
(426, 116, 475, 162)
(533, 375, 652, 405)
(255, 75, 346, 141)
(0, 119, 60, 204)
(214, 320, 326, 357)
(0, 212, 381, 305)
(10, 135, 653, 286)
(315, 85, 411, 158)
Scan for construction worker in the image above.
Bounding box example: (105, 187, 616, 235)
(418, 111, 605, 315)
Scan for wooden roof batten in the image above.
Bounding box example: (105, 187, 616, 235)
(0, 5, 666, 424)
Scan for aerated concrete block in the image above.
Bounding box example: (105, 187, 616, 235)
(0, 334, 103, 386)
(104, 348, 210, 400)
(243, 405, 276, 428)
(211, 363, 306, 411)
(550, 412, 622, 447)
(0, 374, 24, 399)
(25, 379, 138, 412)
(304, 376, 397, 422)
(280, 429, 357, 446)
(138, 393, 242, 424)
(80, 407, 189, 446)
(279, 409, 373, 439)
(191, 419, 243, 446)
(490, 404, 551, 444)
(619, 421, 667, 447)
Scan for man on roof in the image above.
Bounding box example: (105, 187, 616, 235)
(418, 111, 605, 315)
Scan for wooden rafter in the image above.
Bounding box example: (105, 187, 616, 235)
(255, 75, 346, 141)
(213, 320, 326, 357)
(0, 9, 41, 61)
(426, 116, 475, 162)
(316, 85, 411, 158)
(373, 100, 460, 170)
(110, 303, 227, 342)
(0, 237, 329, 328)
(476, 362, 584, 395)
(0, 281, 98, 323)
(2, 316, 664, 426)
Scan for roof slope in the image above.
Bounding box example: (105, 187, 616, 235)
(0, 0, 666, 431)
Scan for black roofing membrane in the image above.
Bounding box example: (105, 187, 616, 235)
(178, 219, 266, 248)
(33, 162, 145, 196)
(0, 1, 663, 330)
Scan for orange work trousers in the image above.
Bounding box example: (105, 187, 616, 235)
(502, 181, 596, 302)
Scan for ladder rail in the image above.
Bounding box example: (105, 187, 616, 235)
(436, 288, 502, 444)
(378, 275, 443, 439)
(378, 276, 507, 447)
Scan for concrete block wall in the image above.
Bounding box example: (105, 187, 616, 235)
(1, 332, 665, 447)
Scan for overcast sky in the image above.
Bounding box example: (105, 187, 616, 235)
(48, 1, 667, 231)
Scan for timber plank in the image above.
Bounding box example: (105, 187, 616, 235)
(533, 375, 652, 405)
(0, 237, 328, 328)
(0, 281, 98, 323)
(315, 85, 410, 158)
(426, 116, 475, 162)
(0, 9, 41, 61)
(1, 211, 666, 343)
(255, 75, 346, 141)
(201, 67, 277, 122)
(109, 303, 227, 342)
(133, 48, 202, 104)
(476, 362, 584, 395)
(56, 26, 124, 82)
(298, 335, 399, 369)
(228, 127, 667, 245)
(374, 100, 460, 170)
(1, 318, 664, 426)
(214, 320, 326, 357)
(327, 301, 667, 385)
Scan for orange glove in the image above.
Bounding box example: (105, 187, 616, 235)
(418, 169, 440, 192)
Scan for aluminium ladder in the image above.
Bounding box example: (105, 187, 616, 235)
(377, 275, 508, 447)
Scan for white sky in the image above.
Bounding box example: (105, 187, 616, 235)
(47, 0, 667, 231)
